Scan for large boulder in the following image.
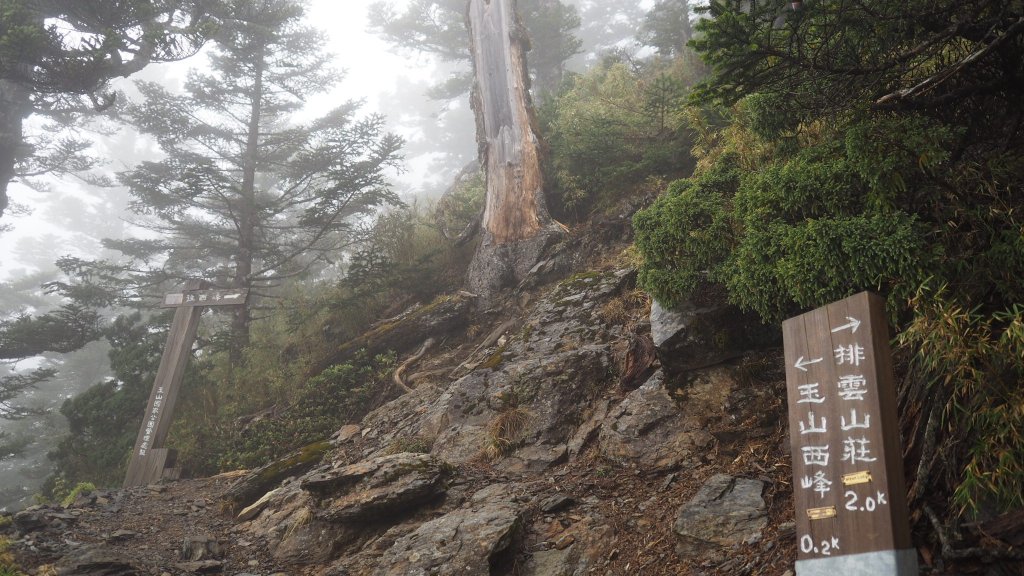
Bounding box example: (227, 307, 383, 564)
(650, 298, 777, 375)
(306, 452, 448, 523)
(243, 453, 449, 565)
(420, 344, 613, 471)
(673, 474, 767, 558)
(373, 484, 524, 576)
(598, 369, 734, 472)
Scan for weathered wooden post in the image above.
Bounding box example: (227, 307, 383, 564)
(123, 280, 248, 487)
(782, 291, 917, 575)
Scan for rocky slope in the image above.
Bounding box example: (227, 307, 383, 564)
(3, 224, 801, 575)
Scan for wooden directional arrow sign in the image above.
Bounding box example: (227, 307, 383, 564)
(123, 281, 249, 488)
(783, 292, 916, 575)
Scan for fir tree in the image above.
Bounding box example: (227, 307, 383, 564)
(107, 0, 403, 353)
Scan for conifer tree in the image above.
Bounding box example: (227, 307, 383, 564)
(0, 0, 213, 219)
(108, 0, 403, 352)
(638, 0, 693, 57)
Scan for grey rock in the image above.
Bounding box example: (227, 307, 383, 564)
(650, 299, 776, 375)
(105, 530, 136, 543)
(467, 224, 565, 304)
(181, 535, 223, 561)
(421, 345, 613, 469)
(673, 474, 767, 558)
(222, 440, 332, 510)
(526, 549, 575, 576)
(354, 269, 631, 468)
(567, 398, 610, 457)
(540, 494, 575, 514)
(309, 453, 448, 523)
(373, 485, 523, 576)
(12, 509, 47, 532)
(56, 547, 139, 575)
(598, 371, 717, 472)
(496, 443, 568, 473)
(174, 560, 223, 574)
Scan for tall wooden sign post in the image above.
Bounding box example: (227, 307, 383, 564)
(783, 292, 917, 575)
(123, 280, 248, 487)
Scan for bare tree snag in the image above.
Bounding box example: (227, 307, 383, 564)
(466, 0, 562, 300)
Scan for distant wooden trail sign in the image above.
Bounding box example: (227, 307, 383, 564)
(123, 280, 248, 487)
(783, 292, 917, 575)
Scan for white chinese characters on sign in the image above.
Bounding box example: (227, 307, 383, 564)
(797, 383, 826, 404)
(802, 470, 834, 498)
(138, 386, 165, 456)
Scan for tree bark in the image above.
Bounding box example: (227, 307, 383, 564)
(465, 0, 561, 301)
(231, 45, 266, 360)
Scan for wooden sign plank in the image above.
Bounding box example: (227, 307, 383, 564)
(161, 289, 248, 308)
(783, 292, 916, 575)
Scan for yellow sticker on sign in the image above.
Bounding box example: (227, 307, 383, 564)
(806, 506, 837, 520)
(843, 470, 873, 485)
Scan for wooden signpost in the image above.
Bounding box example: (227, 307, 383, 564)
(783, 292, 917, 575)
(123, 280, 248, 487)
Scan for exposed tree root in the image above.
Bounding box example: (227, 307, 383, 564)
(393, 338, 436, 394)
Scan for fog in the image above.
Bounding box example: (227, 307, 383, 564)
(0, 0, 655, 509)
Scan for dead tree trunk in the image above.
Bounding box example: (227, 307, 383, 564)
(465, 0, 562, 301)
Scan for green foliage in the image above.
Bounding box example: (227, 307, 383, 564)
(0, 433, 30, 462)
(635, 105, 971, 321)
(213, 354, 395, 472)
(899, 287, 1024, 515)
(434, 169, 486, 241)
(541, 58, 700, 217)
(0, 0, 214, 218)
(633, 177, 733, 306)
(71, 0, 404, 356)
(46, 313, 168, 492)
(59, 482, 95, 508)
(345, 203, 461, 305)
(724, 213, 928, 322)
(0, 304, 101, 360)
(638, 0, 693, 57)
(0, 536, 25, 576)
(638, 0, 1024, 519)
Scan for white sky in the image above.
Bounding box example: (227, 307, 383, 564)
(0, 0, 436, 280)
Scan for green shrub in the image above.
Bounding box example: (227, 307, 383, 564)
(0, 537, 24, 576)
(59, 482, 96, 508)
(217, 353, 395, 471)
(634, 97, 1024, 517)
(633, 177, 733, 306)
(634, 119, 932, 321)
(541, 59, 697, 217)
